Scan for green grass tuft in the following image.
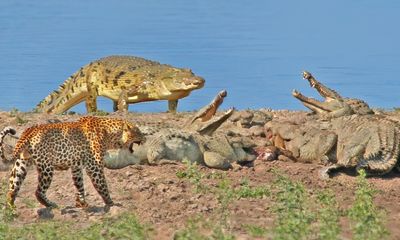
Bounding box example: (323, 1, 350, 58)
(315, 190, 341, 240)
(348, 169, 389, 240)
(271, 171, 314, 240)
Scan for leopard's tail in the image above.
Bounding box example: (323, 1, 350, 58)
(0, 127, 17, 162)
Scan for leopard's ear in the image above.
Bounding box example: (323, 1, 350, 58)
(122, 122, 130, 131)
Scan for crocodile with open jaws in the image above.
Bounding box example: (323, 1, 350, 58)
(266, 81, 400, 179)
(266, 113, 400, 178)
(104, 90, 257, 170)
(292, 71, 373, 118)
(35, 55, 205, 114)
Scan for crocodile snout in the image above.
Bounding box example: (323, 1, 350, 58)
(191, 76, 205, 87)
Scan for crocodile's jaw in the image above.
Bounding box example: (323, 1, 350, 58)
(167, 76, 205, 92)
(292, 89, 332, 113)
(197, 108, 235, 135)
(303, 71, 342, 100)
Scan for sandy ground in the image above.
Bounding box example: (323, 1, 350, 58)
(0, 110, 400, 239)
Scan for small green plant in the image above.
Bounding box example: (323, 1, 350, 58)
(173, 217, 208, 240)
(215, 178, 236, 227)
(271, 171, 314, 240)
(174, 216, 234, 240)
(243, 224, 268, 238)
(348, 169, 389, 240)
(9, 108, 29, 124)
(21, 198, 39, 209)
(0, 180, 16, 223)
(81, 212, 151, 239)
(235, 178, 270, 199)
(315, 190, 341, 240)
(92, 110, 109, 116)
(15, 115, 29, 125)
(210, 227, 235, 240)
(176, 160, 207, 193)
(9, 107, 20, 117)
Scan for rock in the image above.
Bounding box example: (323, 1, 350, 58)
(157, 183, 169, 192)
(37, 207, 54, 219)
(249, 125, 265, 137)
(108, 205, 124, 216)
(251, 111, 272, 126)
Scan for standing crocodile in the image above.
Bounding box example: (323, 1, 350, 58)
(292, 71, 373, 118)
(35, 55, 205, 114)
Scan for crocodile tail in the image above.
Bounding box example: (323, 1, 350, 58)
(35, 69, 84, 114)
(359, 121, 400, 175)
(0, 127, 17, 162)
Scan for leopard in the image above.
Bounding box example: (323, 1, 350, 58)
(0, 116, 144, 210)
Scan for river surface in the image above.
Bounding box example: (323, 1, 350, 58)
(1, 1, 399, 113)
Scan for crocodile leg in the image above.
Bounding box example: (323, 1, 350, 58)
(85, 83, 98, 113)
(116, 90, 129, 112)
(113, 101, 119, 112)
(319, 164, 343, 179)
(168, 100, 178, 113)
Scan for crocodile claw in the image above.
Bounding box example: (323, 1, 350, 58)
(319, 167, 332, 180)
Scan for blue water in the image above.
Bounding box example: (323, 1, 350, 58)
(1, 1, 399, 113)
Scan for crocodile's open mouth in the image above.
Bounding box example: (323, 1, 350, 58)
(197, 108, 235, 135)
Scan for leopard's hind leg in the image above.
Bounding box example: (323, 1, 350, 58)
(7, 158, 28, 209)
(35, 163, 57, 208)
(71, 167, 88, 208)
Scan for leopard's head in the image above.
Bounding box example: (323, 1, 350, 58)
(120, 122, 145, 152)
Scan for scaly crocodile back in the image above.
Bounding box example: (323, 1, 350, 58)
(94, 55, 159, 70)
(344, 98, 374, 115)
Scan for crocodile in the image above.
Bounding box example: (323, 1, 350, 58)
(35, 55, 205, 114)
(103, 90, 257, 170)
(265, 114, 400, 178)
(321, 115, 400, 178)
(292, 71, 373, 118)
(264, 119, 337, 164)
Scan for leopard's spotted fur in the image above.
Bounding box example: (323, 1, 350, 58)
(0, 116, 143, 209)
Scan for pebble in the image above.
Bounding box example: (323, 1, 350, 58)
(37, 207, 54, 219)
